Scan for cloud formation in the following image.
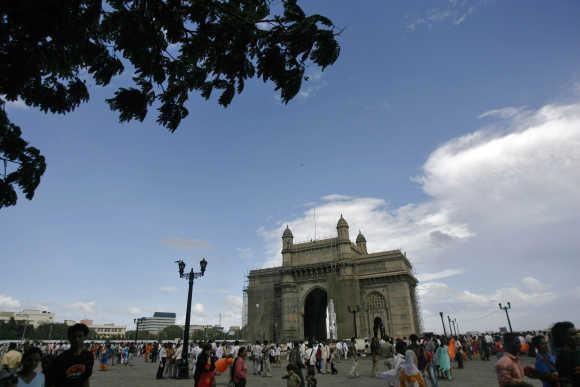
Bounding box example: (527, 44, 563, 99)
(258, 101, 580, 331)
(417, 269, 464, 282)
(406, 0, 484, 31)
(67, 301, 96, 316)
(0, 294, 21, 309)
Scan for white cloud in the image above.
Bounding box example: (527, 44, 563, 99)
(521, 277, 547, 293)
(67, 301, 96, 316)
(321, 194, 351, 202)
(418, 278, 556, 308)
(258, 196, 472, 268)
(225, 295, 243, 309)
(478, 106, 526, 119)
(160, 286, 178, 294)
(258, 101, 580, 331)
(128, 307, 143, 315)
(406, 0, 483, 31)
(0, 294, 21, 309)
(193, 303, 205, 314)
(417, 268, 464, 282)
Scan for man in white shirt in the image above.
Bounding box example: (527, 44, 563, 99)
(262, 341, 272, 377)
(252, 342, 262, 375)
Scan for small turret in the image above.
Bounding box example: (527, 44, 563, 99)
(337, 214, 349, 241)
(282, 225, 293, 251)
(356, 231, 367, 254)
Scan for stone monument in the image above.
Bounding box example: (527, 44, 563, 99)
(243, 215, 420, 342)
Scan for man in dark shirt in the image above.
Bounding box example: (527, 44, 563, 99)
(46, 323, 94, 387)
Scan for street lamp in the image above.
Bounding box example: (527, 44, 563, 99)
(498, 302, 513, 333)
(347, 305, 361, 338)
(439, 312, 447, 337)
(255, 304, 260, 341)
(447, 315, 454, 337)
(133, 317, 144, 344)
(175, 258, 208, 378)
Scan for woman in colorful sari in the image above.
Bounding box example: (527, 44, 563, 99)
(194, 344, 216, 387)
(399, 350, 427, 387)
(436, 339, 452, 380)
(448, 337, 456, 364)
(99, 345, 109, 371)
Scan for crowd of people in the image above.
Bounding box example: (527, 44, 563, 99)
(1, 321, 578, 387)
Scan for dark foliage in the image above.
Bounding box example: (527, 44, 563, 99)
(0, 0, 340, 208)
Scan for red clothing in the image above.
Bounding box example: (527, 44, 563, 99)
(496, 353, 525, 387)
(233, 357, 247, 383)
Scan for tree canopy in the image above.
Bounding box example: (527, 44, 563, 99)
(158, 324, 184, 340)
(0, 0, 340, 208)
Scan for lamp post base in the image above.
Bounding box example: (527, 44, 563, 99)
(177, 360, 189, 379)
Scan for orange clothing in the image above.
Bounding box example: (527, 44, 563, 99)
(448, 338, 456, 361)
(399, 369, 427, 387)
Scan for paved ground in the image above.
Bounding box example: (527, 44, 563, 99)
(92, 356, 542, 387)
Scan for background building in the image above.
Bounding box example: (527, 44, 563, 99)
(244, 216, 421, 342)
(138, 312, 176, 334)
(76, 319, 126, 337)
(0, 309, 55, 327)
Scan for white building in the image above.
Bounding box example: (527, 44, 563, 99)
(138, 312, 176, 334)
(90, 323, 126, 337)
(77, 320, 126, 337)
(0, 309, 55, 327)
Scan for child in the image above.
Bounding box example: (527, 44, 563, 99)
(284, 364, 302, 387)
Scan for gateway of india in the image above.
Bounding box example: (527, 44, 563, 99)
(243, 215, 421, 342)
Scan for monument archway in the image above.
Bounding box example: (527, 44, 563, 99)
(367, 292, 389, 338)
(304, 287, 328, 341)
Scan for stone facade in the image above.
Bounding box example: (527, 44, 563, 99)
(244, 216, 420, 342)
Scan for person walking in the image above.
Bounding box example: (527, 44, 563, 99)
(251, 341, 262, 375)
(156, 344, 167, 379)
(495, 333, 533, 387)
(370, 336, 380, 376)
(285, 364, 302, 387)
(231, 347, 248, 387)
(288, 342, 305, 387)
(164, 343, 174, 378)
(348, 338, 359, 378)
(399, 350, 427, 387)
(304, 343, 318, 386)
(16, 347, 44, 387)
(193, 344, 215, 387)
(1, 343, 22, 374)
(436, 338, 451, 381)
(262, 342, 272, 377)
(46, 323, 94, 387)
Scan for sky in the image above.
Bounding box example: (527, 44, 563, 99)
(2, 0, 580, 334)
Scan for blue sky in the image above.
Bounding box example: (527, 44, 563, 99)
(2, 0, 580, 333)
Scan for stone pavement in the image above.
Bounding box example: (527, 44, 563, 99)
(92, 356, 542, 387)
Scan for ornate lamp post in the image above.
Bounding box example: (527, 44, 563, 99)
(133, 317, 144, 344)
(498, 302, 513, 333)
(447, 315, 454, 337)
(439, 312, 447, 337)
(175, 258, 208, 378)
(347, 305, 361, 338)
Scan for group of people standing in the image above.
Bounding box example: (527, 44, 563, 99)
(1, 323, 94, 387)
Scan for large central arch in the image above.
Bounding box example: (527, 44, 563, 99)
(304, 288, 328, 342)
